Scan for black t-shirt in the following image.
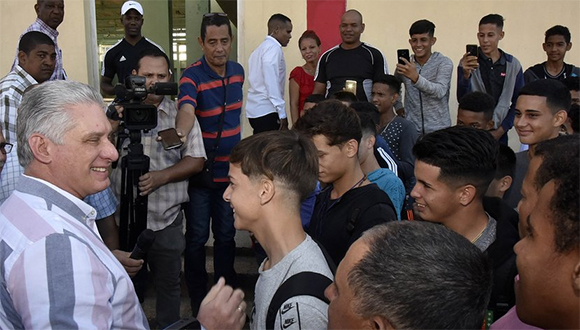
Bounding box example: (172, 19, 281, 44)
(101, 37, 164, 84)
(308, 183, 396, 265)
(315, 43, 387, 101)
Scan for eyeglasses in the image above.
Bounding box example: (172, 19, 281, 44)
(0, 142, 13, 155)
(203, 12, 228, 18)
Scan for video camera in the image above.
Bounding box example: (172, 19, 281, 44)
(106, 76, 178, 131)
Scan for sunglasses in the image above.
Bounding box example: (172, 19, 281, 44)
(203, 12, 228, 18)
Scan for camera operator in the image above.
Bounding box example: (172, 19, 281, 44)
(108, 48, 206, 328)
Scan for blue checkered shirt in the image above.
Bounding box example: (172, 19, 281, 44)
(12, 18, 66, 81)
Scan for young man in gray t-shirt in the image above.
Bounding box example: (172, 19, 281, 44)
(223, 130, 333, 330)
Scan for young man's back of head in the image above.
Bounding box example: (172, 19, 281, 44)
(486, 144, 516, 199)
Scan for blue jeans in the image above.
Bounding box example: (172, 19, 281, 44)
(184, 185, 237, 315)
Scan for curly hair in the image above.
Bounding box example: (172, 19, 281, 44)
(294, 99, 362, 146)
(533, 135, 579, 253)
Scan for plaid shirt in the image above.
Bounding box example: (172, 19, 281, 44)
(0, 65, 36, 204)
(111, 97, 206, 231)
(12, 18, 66, 81)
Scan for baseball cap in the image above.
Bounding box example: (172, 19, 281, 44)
(121, 1, 144, 15)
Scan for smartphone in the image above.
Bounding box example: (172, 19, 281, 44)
(397, 49, 410, 65)
(344, 80, 357, 94)
(158, 128, 183, 150)
(466, 44, 478, 57)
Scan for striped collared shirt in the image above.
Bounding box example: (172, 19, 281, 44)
(0, 65, 36, 204)
(111, 97, 206, 231)
(0, 175, 148, 329)
(12, 18, 66, 81)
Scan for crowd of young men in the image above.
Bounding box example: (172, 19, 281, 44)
(0, 1, 578, 329)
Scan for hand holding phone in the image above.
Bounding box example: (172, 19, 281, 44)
(461, 44, 480, 79)
(158, 128, 184, 150)
(397, 49, 411, 65)
(466, 44, 478, 57)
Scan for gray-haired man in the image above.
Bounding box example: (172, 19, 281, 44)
(0, 80, 246, 330)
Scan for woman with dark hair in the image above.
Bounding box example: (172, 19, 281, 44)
(289, 30, 321, 124)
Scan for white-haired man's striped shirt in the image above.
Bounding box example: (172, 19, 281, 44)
(0, 175, 148, 330)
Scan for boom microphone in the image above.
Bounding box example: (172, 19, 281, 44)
(130, 229, 156, 260)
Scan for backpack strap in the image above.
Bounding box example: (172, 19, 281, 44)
(265, 272, 332, 330)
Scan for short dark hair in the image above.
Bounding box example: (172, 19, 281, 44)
(298, 30, 321, 47)
(329, 91, 358, 105)
(267, 13, 291, 33)
(294, 99, 362, 146)
(135, 48, 170, 73)
(350, 221, 492, 329)
(495, 144, 516, 180)
(533, 135, 579, 254)
(545, 25, 571, 44)
(304, 94, 326, 104)
(562, 76, 579, 92)
(373, 74, 402, 94)
(229, 130, 318, 203)
(458, 92, 495, 121)
(200, 13, 232, 41)
(18, 31, 54, 55)
(568, 104, 579, 133)
(350, 101, 380, 135)
(413, 126, 498, 197)
(479, 14, 504, 29)
(409, 19, 436, 37)
(518, 79, 571, 114)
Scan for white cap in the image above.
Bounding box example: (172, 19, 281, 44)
(121, 1, 143, 15)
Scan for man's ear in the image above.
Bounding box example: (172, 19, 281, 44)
(18, 51, 28, 67)
(486, 120, 495, 131)
(566, 42, 572, 51)
(458, 184, 477, 206)
(369, 316, 394, 330)
(553, 110, 568, 127)
(392, 92, 399, 104)
(131, 69, 137, 76)
(259, 178, 275, 205)
(360, 23, 365, 34)
(499, 30, 505, 41)
(198, 36, 204, 49)
(368, 134, 376, 149)
(344, 139, 359, 158)
(499, 175, 513, 193)
(34, 3, 40, 15)
(28, 134, 52, 165)
(573, 260, 580, 294)
(431, 36, 437, 46)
